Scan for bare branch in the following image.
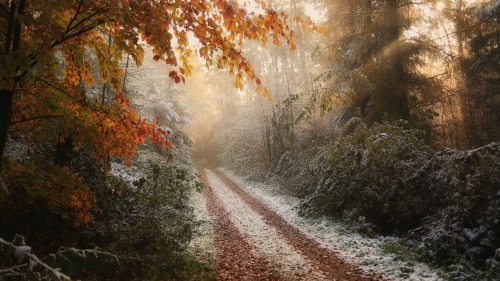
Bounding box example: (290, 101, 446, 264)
(51, 17, 108, 48)
(10, 115, 64, 125)
(26, 252, 70, 281)
(35, 78, 90, 109)
(0, 237, 70, 281)
(62, 5, 110, 38)
(66, 0, 85, 33)
(4, 0, 16, 55)
(12, 0, 27, 51)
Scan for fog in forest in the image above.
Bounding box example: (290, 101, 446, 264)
(128, 0, 497, 168)
(1, 0, 498, 280)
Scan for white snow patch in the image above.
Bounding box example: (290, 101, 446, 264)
(205, 169, 326, 280)
(109, 162, 142, 186)
(221, 168, 443, 281)
(189, 189, 215, 262)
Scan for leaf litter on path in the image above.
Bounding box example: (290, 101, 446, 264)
(220, 168, 443, 281)
(198, 168, 281, 280)
(198, 167, 381, 280)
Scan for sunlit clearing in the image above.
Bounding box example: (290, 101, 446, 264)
(436, 1, 445, 11)
(422, 0, 482, 17)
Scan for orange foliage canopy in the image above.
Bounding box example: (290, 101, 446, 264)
(2, 0, 321, 163)
(1, 0, 321, 225)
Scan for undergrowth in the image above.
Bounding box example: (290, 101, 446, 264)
(0, 146, 215, 280)
(271, 118, 499, 280)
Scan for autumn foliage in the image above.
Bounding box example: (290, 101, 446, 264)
(0, 0, 321, 229)
(1, 157, 95, 226)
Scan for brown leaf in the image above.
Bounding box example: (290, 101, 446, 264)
(165, 57, 177, 66)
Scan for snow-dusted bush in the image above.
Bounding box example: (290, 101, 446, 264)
(272, 148, 320, 198)
(299, 119, 432, 233)
(280, 119, 499, 279)
(90, 150, 203, 279)
(407, 143, 500, 280)
(0, 145, 206, 280)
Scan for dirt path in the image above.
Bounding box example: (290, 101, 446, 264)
(198, 168, 382, 280)
(198, 168, 281, 280)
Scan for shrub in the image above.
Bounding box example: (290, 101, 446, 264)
(0, 156, 95, 253)
(88, 151, 204, 279)
(0, 147, 209, 280)
(285, 118, 499, 278)
(407, 143, 500, 280)
(299, 119, 432, 234)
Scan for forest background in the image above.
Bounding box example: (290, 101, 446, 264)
(1, 0, 499, 280)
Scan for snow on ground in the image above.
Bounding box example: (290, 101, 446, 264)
(205, 169, 327, 280)
(189, 189, 216, 262)
(221, 168, 443, 281)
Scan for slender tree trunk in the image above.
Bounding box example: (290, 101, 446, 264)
(453, 0, 471, 149)
(385, 0, 410, 121)
(122, 54, 130, 89)
(55, 135, 74, 167)
(0, 90, 14, 173)
(151, 172, 158, 222)
(456, 0, 464, 58)
(1, 0, 27, 173)
(282, 49, 294, 149)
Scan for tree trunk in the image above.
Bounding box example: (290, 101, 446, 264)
(55, 136, 75, 167)
(1, 0, 27, 173)
(0, 90, 14, 173)
(385, 0, 410, 121)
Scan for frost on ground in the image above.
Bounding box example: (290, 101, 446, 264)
(205, 169, 326, 280)
(221, 168, 443, 281)
(188, 189, 215, 263)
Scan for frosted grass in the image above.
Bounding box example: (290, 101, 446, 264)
(205, 169, 326, 280)
(222, 168, 443, 281)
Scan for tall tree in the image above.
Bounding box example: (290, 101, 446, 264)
(462, 0, 500, 147)
(0, 0, 320, 172)
(315, 0, 444, 126)
(384, 0, 410, 120)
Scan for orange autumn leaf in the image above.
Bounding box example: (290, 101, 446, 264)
(165, 57, 177, 66)
(3, 0, 321, 180)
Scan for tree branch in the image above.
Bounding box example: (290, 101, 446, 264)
(10, 115, 64, 125)
(61, 5, 110, 38)
(36, 78, 90, 109)
(15, 5, 109, 84)
(0, 2, 8, 14)
(51, 17, 108, 48)
(26, 252, 70, 281)
(3, 0, 16, 55)
(0, 237, 70, 281)
(66, 0, 85, 33)
(12, 0, 26, 51)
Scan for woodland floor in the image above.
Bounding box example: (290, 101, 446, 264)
(196, 168, 385, 281)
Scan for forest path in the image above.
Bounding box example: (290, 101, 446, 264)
(198, 168, 381, 281)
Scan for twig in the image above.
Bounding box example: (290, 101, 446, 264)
(10, 115, 64, 125)
(0, 177, 8, 195)
(0, 237, 71, 281)
(0, 264, 27, 274)
(26, 252, 70, 281)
